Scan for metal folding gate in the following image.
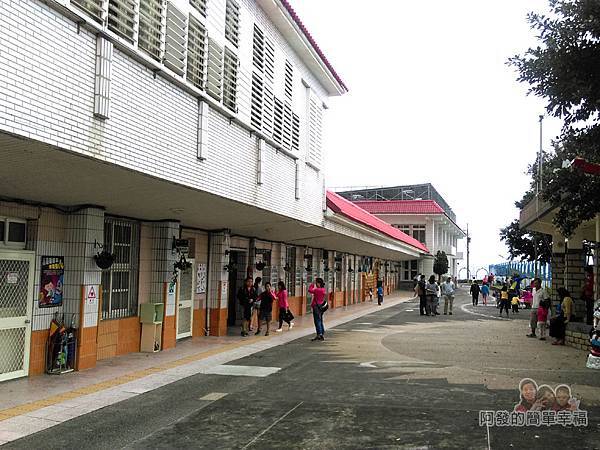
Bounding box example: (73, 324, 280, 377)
(0, 251, 34, 382)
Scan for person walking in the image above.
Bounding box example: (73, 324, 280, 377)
(275, 281, 294, 331)
(377, 284, 384, 306)
(527, 278, 546, 338)
(309, 277, 327, 341)
(418, 275, 427, 316)
(442, 276, 455, 315)
(470, 282, 480, 306)
(252, 277, 263, 333)
(237, 277, 257, 337)
(425, 275, 438, 316)
(255, 282, 276, 336)
(481, 283, 490, 306)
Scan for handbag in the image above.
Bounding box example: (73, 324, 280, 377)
(285, 309, 295, 322)
(318, 298, 329, 312)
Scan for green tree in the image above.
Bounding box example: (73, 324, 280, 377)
(509, 0, 600, 236)
(499, 219, 553, 264)
(433, 251, 449, 282)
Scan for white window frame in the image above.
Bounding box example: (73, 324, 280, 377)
(0, 217, 27, 250)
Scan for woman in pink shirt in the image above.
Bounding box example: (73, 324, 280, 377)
(309, 277, 327, 341)
(276, 281, 294, 332)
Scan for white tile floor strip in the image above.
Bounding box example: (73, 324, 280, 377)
(201, 365, 281, 377)
(0, 296, 413, 446)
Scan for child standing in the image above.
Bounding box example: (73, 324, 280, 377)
(538, 299, 550, 341)
(377, 285, 384, 305)
(499, 284, 510, 317)
(511, 296, 520, 314)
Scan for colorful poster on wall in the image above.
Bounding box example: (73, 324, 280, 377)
(39, 256, 64, 308)
(196, 263, 207, 294)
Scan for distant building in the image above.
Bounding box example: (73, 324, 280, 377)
(336, 184, 465, 282)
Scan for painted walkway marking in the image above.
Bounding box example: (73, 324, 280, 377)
(241, 401, 304, 449)
(199, 392, 228, 401)
(201, 365, 280, 377)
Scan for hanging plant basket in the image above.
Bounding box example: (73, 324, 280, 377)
(94, 250, 115, 270)
(255, 261, 267, 271)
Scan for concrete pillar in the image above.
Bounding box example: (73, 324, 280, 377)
(64, 207, 104, 370)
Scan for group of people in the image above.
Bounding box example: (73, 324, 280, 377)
(236, 276, 329, 341)
(515, 378, 579, 412)
(526, 278, 574, 345)
(415, 275, 456, 316)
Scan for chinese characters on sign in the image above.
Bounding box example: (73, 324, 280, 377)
(196, 263, 206, 294)
(38, 256, 64, 308)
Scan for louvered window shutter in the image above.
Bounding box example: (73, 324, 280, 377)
(291, 112, 300, 151)
(186, 16, 207, 90)
(262, 83, 274, 136)
(225, 0, 240, 47)
(284, 60, 293, 101)
(190, 0, 207, 17)
(308, 94, 323, 167)
(108, 0, 137, 42)
(282, 101, 292, 149)
(164, 2, 187, 76)
(206, 38, 224, 101)
(273, 97, 284, 144)
(72, 0, 106, 23)
(223, 48, 238, 112)
(138, 0, 165, 62)
(252, 25, 264, 71)
(251, 73, 263, 129)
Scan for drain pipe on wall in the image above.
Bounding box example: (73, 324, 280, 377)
(204, 232, 212, 336)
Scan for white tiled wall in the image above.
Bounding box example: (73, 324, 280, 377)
(0, 0, 329, 227)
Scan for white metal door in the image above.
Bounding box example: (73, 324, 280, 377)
(176, 259, 195, 339)
(0, 251, 34, 382)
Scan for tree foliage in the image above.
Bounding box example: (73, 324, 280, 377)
(499, 220, 553, 264)
(433, 251, 449, 280)
(509, 0, 600, 236)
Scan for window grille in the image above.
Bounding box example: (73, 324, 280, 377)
(284, 60, 293, 101)
(285, 247, 296, 296)
(206, 37, 224, 101)
(225, 0, 240, 47)
(223, 47, 238, 112)
(164, 2, 187, 76)
(94, 36, 113, 119)
(251, 73, 263, 129)
(252, 25, 264, 71)
(108, 0, 136, 42)
(72, 0, 106, 23)
(291, 112, 300, 151)
(189, 0, 207, 17)
(101, 218, 140, 320)
(186, 16, 207, 89)
(308, 94, 323, 166)
(273, 96, 284, 144)
(138, 0, 165, 62)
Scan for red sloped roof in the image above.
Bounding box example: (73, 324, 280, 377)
(280, 0, 349, 93)
(326, 191, 429, 253)
(353, 200, 445, 215)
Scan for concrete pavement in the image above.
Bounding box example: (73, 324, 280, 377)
(3, 289, 600, 449)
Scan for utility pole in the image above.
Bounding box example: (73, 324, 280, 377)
(534, 115, 543, 278)
(466, 224, 471, 281)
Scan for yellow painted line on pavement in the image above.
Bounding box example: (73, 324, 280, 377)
(0, 336, 262, 423)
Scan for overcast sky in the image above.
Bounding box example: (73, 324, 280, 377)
(291, 0, 563, 275)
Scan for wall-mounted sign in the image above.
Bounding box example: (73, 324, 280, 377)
(39, 256, 64, 308)
(166, 281, 176, 316)
(6, 272, 18, 284)
(83, 284, 100, 328)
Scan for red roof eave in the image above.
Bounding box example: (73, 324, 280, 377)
(573, 157, 600, 176)
(279, 0, 349, 93)
(326, 191, 429, 253)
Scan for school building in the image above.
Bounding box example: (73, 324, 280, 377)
(0, 0, 429, 381)
(336, 184, 466, 285)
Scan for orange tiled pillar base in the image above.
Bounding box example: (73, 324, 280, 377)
(209, 308, 228, 336)
(77, 326, 98, 370)
(29, 330, 49, 375)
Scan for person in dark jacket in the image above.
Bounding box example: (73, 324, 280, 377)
(237, 277, 257, 337)
(418, 275, 427, 316)
(470, 282, 480, 306)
